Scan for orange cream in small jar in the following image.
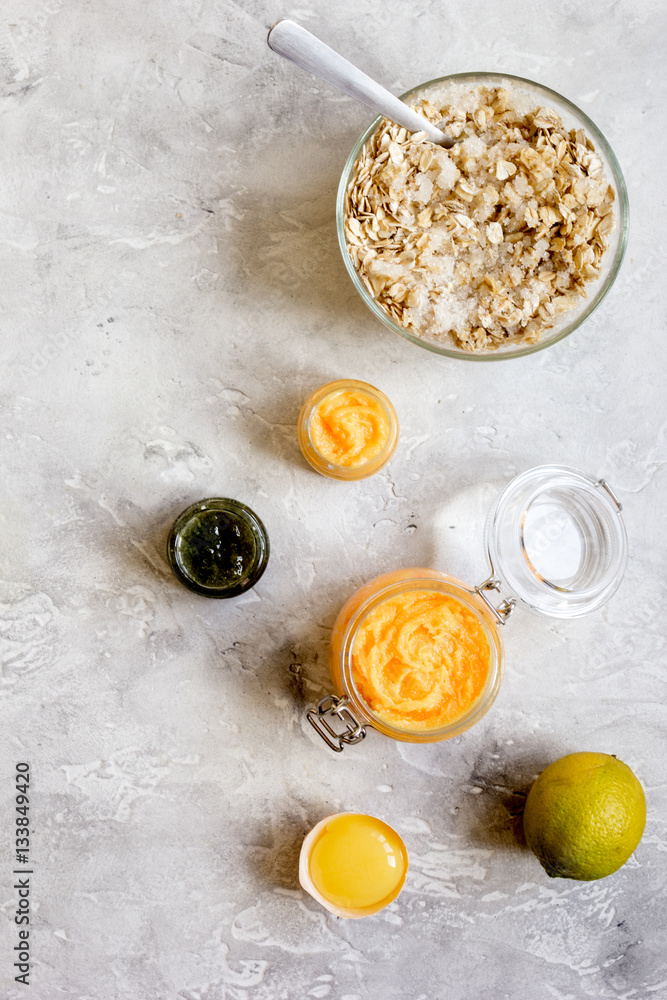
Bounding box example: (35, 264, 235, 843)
(297, 379, 398, 480)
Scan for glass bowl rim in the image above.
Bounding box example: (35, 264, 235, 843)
(336, 70, 629, 361)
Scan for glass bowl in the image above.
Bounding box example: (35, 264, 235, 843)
(336, 71, 628, 361)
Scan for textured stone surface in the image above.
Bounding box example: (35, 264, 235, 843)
(1, 1, 666, 997)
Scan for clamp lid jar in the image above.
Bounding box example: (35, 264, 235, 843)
(308, 465, 627, 752)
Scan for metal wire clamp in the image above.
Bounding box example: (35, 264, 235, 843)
(475, 576, 516, 624)
(307, 695, 367, 753)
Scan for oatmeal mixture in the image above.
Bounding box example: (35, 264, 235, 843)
(344, 84, 615, 352)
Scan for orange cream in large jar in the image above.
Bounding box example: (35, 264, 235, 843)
(351, 589, 490, 731)
(297, 379, 398, 480)
(328, 568, 503, 742)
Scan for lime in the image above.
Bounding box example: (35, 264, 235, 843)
(523, 752, 646, 881)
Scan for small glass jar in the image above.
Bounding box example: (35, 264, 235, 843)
(308, 466, 627, 752)
(167, 498, 269, 598)
(297, 379, 399, 481)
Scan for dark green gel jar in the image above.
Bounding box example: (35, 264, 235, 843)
(167, 498, 269, 598)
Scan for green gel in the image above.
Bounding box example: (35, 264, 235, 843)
(167, 499, 269, 598)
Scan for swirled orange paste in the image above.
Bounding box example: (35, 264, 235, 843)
(310, 388, 390, 468)
(351, 590, 490, 731)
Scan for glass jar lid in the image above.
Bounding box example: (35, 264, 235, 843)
(485, 466, 627, 619)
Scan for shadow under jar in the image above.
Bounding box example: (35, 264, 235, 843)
(308, 466, 627, 752)
(337, 72, 628, 360)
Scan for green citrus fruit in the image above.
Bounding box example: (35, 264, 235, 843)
(523, 752, 646, 881)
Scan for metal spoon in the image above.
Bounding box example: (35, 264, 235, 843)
(267, 19, 455, 149)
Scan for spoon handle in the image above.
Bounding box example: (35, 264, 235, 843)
(267, 19, 454, 148)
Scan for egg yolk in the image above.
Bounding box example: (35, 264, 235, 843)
(309, 388, 390, 468)
(351, 590, 491, 731)
(308, 814, 408, 915)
